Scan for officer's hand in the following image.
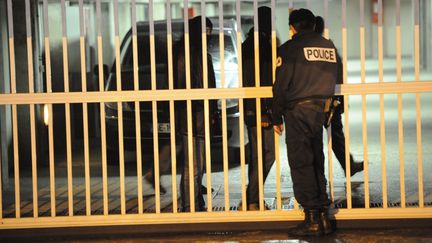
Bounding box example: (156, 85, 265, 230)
(273, 124, 283, 135)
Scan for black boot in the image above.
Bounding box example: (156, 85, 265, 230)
(320, 207, 334, 235)
(201, 185, 214, 195)
(350, 161, 364, 177)
(288, 209, 323, 237)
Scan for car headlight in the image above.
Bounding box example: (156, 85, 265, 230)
(216, 54, 239, 109)
(214, 55, 239, 88)
(43, 104, 49, 126)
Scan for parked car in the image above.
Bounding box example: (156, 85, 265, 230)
(103, 18, 248, 164)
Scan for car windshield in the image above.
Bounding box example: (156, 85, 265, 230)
(208, 31, 238, 68)
(120, 31, 236, 68)
(107, 20, 239, 92)
(120, 32, 182, 68)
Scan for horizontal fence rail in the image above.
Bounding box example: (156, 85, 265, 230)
(0, 0, 431, 230)
(1, 82, 432, 104)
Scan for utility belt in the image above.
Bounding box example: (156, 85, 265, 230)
(324, 96, 342, 128)
(289, 98, 331, 113)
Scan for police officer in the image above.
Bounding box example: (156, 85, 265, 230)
(242, 6, 275, 211)
(272, 9, 338, 236)
(314, 16, 364, 177)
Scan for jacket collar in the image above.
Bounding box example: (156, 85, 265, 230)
(292, 30, 315, 40)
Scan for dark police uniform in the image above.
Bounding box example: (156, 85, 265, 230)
(272, 30, 339, 210)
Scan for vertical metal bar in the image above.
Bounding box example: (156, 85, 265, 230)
(200, 0, 213, 212)
(359, 0, 364, 77)
(218, 0, 230, 212)
(183, 0, 195, 213)
(236, 0, 246, 212)
(288, 1, 298, 211)
(0, 121, 2, 219)
(79, 0, 91, 216)
(183, 0, 190, 92)
(360, 0, 370, 208)
(43, 0, 56, 217)
(114, 0, 126, 215)
(271, 0, 281, 211)
(96, 0, 109, 216)
(377, 0, 388, 209)
(324, 0, 329, 39)
(327, 127, 334, 202)
(0, 115, 2, 219)
(413, 0, 424, 208)
(131, 0, 143, 214)
(395, 0, 406, 209)
(166, 0, 178, 213)
(149, 0, 161, 214)
(25, 0, 38, 217)
(288, 0, 293, 40)
(61, 0, 73, 216)
(342, 0, 352, 209)
(7, 0, 20, 218)
(252, 0, 264, 212)
(396, 0, 402, 83)
(326, 0, 333, 202)
(327, 123, 334, 206)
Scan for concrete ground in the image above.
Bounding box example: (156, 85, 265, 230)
(1, 223, 432, 242)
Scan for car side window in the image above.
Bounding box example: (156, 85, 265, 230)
(122, 35, 169, 67)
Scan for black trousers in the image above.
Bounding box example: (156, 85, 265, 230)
(180, 136, 206, 212)
(330, 106, 355, 171)
(246, 125, 275, 205)
(284, 105, 330, 209)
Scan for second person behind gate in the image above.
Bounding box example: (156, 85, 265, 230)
(241, 6, 275, 211)
(173, 16, 218, 212)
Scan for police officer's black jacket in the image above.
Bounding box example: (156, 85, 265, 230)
(272, 30, 339, 125)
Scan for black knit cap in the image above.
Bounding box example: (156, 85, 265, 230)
(258, 6, 271, 35)
(289, 8, 315, 26)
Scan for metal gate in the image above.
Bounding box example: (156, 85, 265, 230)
(0, 0, 431, 229)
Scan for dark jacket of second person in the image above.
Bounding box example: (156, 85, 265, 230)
(242, 28, 274, 127)
(174, 18, 217, 138)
